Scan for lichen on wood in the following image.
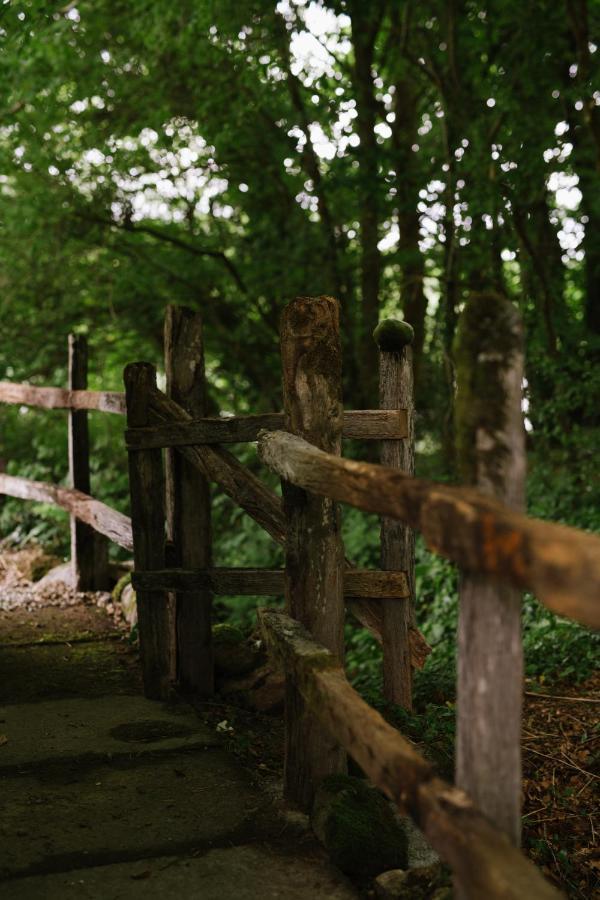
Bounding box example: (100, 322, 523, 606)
(454, 292, 523, 492)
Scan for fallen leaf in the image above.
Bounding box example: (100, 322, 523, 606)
(130, 870, 151, 880)
(0, 734, 8, 747)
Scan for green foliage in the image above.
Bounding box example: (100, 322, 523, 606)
(522, 596, 600, 684)
(313, 774, 408, 877)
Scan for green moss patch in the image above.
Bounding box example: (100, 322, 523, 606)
(373, 319, 414, 353)
(311, 774, 408, 877)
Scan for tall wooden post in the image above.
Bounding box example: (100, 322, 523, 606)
(374, 319, 415, 710)
(164, 305, 213, 695)
(454, 292, 526, 848)
(124, 362, 171, 700)
(280, 295, 346, 809)
(68, 334, 108, 591)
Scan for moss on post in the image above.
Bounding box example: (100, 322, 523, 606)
(453, 292, 522, 491)
(373, 318, 414, 354)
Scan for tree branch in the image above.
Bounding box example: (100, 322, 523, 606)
(80, 212, 247, 293)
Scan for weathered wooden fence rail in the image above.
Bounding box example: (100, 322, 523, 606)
(0, 335, 124, 588)
(256, 429, 600, 629)
(258, 608, 561, 900)
(0, 473, 133, 551)
(0, 381, 126, 414)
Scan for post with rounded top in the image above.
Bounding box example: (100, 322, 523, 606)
(124, 362, 171, 700)
(68, 334, 109, 590)
(280, 295, 347, 809)
(374, 319, 415, 710)
(454, 292, 525, 852)
(164, 305, 213, 696)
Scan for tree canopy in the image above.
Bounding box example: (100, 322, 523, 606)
(1, 0, 598, 432)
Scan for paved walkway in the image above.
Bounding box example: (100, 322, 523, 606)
(0, 594, 358, 899)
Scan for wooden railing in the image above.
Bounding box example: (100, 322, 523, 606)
(0, 336, 131, 588)
(256, 429, 600, 629)
(121, 298, 597, 900)
(4, 300, 598, 899)
(123, 301, 422, 698)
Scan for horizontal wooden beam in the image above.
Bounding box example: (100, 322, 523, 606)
(0, 382, 125, 414)
(132, 567, 409, 599)
(0, 474, 133, 551)
(125, 409, 408, 449)
(257, 431, 600, 629)
(258, 609, 561, 900)
(147, 387, 286, 545)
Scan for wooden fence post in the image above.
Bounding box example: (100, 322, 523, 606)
(280, 295, 346, 809)
(68, 334, 108, 591)
(374, 320, 415, 710)
(454, 292, 526, 848)
(164, 305, 213, 695)
(124, 362, 171, 700)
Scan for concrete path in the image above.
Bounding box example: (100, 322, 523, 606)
(0, 598, 358, 899)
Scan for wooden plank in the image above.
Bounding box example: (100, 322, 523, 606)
(164, 305, 213, 696)
(0, 381, 125, 414)
(257, 430, 600, 629)
(68, 335, 109, 591)
(132, 567, 409, 598)
(0, 473, 133, 550)
(280, 294, 346, 809)
(376, 322, 415, 709)
(454, 294, 526, 849)
(344, 408, 408, 440)
(124, 362, 171, 700)
(125, 409, 408, 448)
(147, 388, 286, 545)
(126, 413, 284, 447)
(258, 609, 562, 900)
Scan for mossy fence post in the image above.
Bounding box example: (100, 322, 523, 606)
(374, 319, 415, 710)
(454, 293, 526, 851)
(124, 362, 171, 700)
(164, 305, 214, 696)
(280, 295, 347, 809)
(68, 333, 108, 591)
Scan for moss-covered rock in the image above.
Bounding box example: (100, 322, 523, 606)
(111, 573, 137, 628)
(373, 319, 414, 354)
(213, 624, 259, 678)
(111, 573, 131, 605)
(311, 774, 408, 877)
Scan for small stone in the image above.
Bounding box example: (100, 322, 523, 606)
(374, 870, 408, 899)
(374, 861, 444, 899)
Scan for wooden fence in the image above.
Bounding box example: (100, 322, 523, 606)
(2, 299, 599, 899)
(0, 335, 131, 589)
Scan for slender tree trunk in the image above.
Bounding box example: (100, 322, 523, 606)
(351, 4, 384, 408)
(392, 75, 428, 383)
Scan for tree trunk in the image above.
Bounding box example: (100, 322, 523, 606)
(351, 4, 384, 408)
